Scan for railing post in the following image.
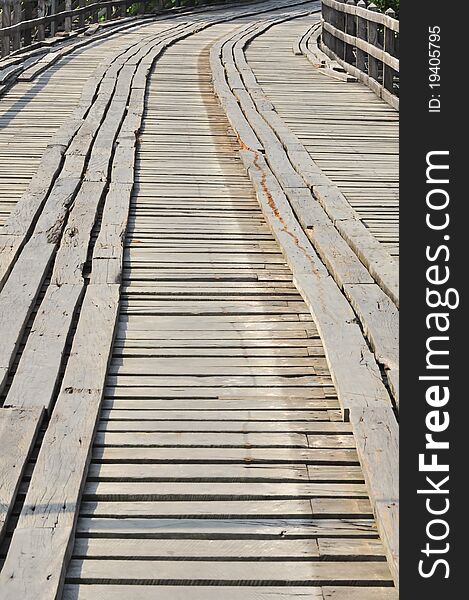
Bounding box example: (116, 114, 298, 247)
(78, 0, 86, 28)
(23, 0, 33, 47)
(367, 3, 380, 81)
(12, 0, 21, 50)
(322, 2, 332, 54)
(50, 0, 57, 37)
(383, 7, 396, 93)
(37, 0, 46, 42)
(335, 0, 346, 60)
(1, 0, 12, 57)
(345, 0, 356, 65)
(356, 0, 367, 72)
(92, 3, 99, 23)
(64, 0, 72, 33)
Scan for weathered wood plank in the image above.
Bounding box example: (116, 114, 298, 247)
(5, 284, 83, 411)
(80, 498, 372, 517)
(98, 420, 351, 434)
(51, 182, 107, 285)
(88, 462, 313, 481)
(75, 517, 378, 537)
(349, 405, 399, 586)
(66, 558, 392, 583)
(94, 430, 345, 448)
(72, 537, 322, 559)
(62, 585, 324, 600)
(322, 587, 398, 600)
(0, 144, 65, 289)
(83, 480, 368, 499)
(92, 448, 359, 469)
(0, 407, 43, 542)
(0, 235, 56, 393)
(0, 284, 119, 599)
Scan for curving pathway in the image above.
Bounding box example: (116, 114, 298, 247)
(0, 3, 399, 599)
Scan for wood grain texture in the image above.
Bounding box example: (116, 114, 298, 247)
(210, 11, 398, 588)
(0, 407, 43, 542)
(0, 1, 398, 597)
(0, 284, 120, 599)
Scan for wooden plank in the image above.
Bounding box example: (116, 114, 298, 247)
(72, 537, 322, 559)
(0, 22, 183, 402)
(344, 282, 399, 407)
(93, 430, 347, 448)
(222, 20, 400, 419)
(66, 558, 392, 583)
(0, 143, 65, 289)
(0, 22, 156, 280)
(98, 421, 351, 434)
(104, 386, 334, 399)
(101, 407, 333, 420)
(0, 284, 119, 600)
(336, 217, 399, 306)
(87, 462, 310, 481)
(80, 498, 372, 517)
(75, 517, 378, 537)
(108, 363, 324, 376)
(62, 585, 325, 600)
(318, 537, 386, 558)
(51, 181, 107, 285)
(5, 284, 83, 411)
(93, 448, 360, 469)
(246, 19, 399, 271)
(83, 481, 368, 499)
(349, 405, 399, 586)
(0, 235, 56, 393)
(322, 587, 398, 600)
(106, 375, 332, 388)
(0, 407, 43, 542)
(101, 398, 337, 410)
(0, 26, 169, 387)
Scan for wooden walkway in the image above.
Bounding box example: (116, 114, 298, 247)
(246, 13, 399, 259)
(0, 2, 399, 599)
(0, 19, 176, 226)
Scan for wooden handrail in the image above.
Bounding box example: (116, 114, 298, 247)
(322, 20, 398, 71)
(0, 1, 130, 35)
(1, 0, 144, 57)
(320, 0, 399, 109)
(323, 0, 398, 31)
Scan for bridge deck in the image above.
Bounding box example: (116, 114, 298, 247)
(0, 21, 178, 227)
(0, 2, 399, 599)
(247, 14, 399, 259)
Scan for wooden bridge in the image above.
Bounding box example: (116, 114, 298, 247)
(0, 1, 399, 598)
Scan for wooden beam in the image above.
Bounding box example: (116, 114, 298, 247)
(0, 407, 43, 542)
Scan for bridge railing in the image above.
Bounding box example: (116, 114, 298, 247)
(1, 1, 232, 58)
(0, 0, 151, 57)
(320, 0, 399, 109)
